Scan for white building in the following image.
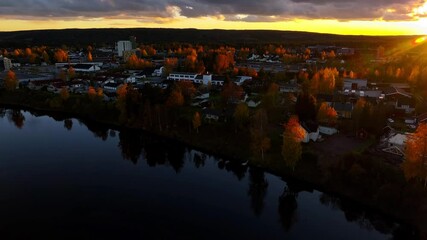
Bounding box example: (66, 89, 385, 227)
(0, 57, 12, 71)
(116, 41, 133, 57)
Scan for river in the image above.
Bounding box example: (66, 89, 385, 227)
(0, 109, 417, 239)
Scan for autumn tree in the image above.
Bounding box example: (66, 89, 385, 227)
(317, 102, 338, 126)
(282, 116, 306, 171)
(166, 88, 184, 108)
(250, 109, 270, 161)
(87, 86, 97, 100)
(60, 87, 70, 101)
(3, 70, 18, 91)
(54, 49, 68, 62)
(402, 124, 427, 187)
(192, 112, 201, 133)
(87, 51, 93, 62)
(221, 82, 243, 105)
(233, 102, 249, 131)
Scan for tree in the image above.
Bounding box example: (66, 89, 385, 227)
(295, 93, 317, 122)
(233, 102, 249, 131)
(282, 116, 306, 170)
(60, 87, 70, 101)
(87, 86, 97, 100)
(4, 70, 18, 91)
(54, 49, 68, 62)
(166, 88, 184, 108)
(250, 109, 270, 161)
(192, 112, 201, 133)
(402, 123, 427, 187)
(317, 102, 337, 126)
(87, 51, 93, 62)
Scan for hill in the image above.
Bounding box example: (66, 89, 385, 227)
(0, 28, 419, 48)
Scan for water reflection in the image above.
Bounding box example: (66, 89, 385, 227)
(248, 167, 268, 217)
(319, 193, 419, 240)
(7, 109, 25, 129)
(64, 119, 73, 130)
(0, 109, 419, 239)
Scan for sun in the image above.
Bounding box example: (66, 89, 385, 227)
(414, 36, 426, 44)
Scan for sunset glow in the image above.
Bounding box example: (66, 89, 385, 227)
(0, 0, 426, 35)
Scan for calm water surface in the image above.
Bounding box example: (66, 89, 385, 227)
(0, 109, 416, 239)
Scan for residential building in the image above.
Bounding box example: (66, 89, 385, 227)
(0, 57, 12, 71)
(116, 40, 133, 57)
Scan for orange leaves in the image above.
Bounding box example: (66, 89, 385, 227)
(116, 83, 128, 100)
(87, 52, 93, 62)
(4, 70, 18, 91)
(166, 88, 184, 108)
(54, 49, 68, 62)
(127, 54, 153, 70)
(192, 112, 201, 133)
(402, 124, 427, 184)
(284, 116, 306, 143)
(87, 86, 97, 100)
(60, 87, 70, 101)
(317, 102, 338, 126)
(282, 116, 304, 170)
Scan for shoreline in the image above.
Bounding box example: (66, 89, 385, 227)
(0, 91, 425, 238)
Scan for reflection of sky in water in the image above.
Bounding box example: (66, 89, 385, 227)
(0, 110, 400, 239)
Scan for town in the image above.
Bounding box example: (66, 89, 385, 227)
(0, 33, 427, 239)
(0, 36, 425, 162)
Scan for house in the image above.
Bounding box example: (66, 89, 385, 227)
(166, 72, 226, 86)
(383, 87, 415, 113)
(301, 121, 320, 143)
(319, 126, 339, 136)
(382, 133, 409, 156)
(332, 102, 353, 119)
(279, 82, 300, 93)
(343, 78, 368, 90)
(103, 82, 122, 93)
(247, 99, 261, 108)
(202, 108, 222, 122)
(234, 76, 252, 86)
(72, 64, 101, 73)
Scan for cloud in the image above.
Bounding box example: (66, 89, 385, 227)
(0, 0, 425, 22)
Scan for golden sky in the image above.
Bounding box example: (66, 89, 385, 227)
(0, 0, 426, 35)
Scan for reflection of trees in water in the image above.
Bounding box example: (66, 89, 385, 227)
(81, 120, 109, 141)
(64, 119, 73, 131)
(192, 152, 206, 168)
(278, 181, 302, 232)
(221, 160, 248, 181)
(7, 110, 25, 129)
(319, 193, 419, 240)
(118, 130, 144, 164)
(0, 108, 5, 118)
(247, 167, 268, 217)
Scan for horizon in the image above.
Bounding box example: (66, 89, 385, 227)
(0, 0, 426, 36)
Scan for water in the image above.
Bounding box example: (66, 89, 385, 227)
(0, 109, 416, 239)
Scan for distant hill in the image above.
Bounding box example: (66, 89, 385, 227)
(0, 28, 419, 48)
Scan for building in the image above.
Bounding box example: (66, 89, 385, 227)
(343, 78, 368, 90)
(116, 40, 133, 57)
(167, 73, 226, 86)
(0, 57, 12, 71)
(72, 64, 101, 73)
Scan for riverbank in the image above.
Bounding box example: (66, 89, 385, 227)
(1, 89, 426, 239)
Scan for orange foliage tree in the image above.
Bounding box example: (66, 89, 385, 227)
(54, 49, 68, 62)
(317, 102, 338, 126)
(192, 112, 201, 133)
(282, 116, 306, 170)
(250, 109, 270, 161)
(402, 123, 427, 187)
(4, 70, 18, 91)
(60, 87, 70, 101)
(126, 54, 152, 70)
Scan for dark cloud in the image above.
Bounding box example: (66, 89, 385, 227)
(0, 0, 424, 21)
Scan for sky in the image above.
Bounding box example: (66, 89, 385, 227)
(0, 0, 426, 35)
